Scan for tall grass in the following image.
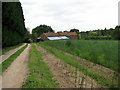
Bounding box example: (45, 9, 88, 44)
(41, 40, 118, 72)
(23, 44, 57, 88)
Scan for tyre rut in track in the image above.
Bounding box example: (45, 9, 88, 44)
(2, 44, 31, 88)
(1, 43, 26, 63)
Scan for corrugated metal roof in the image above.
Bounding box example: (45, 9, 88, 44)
(47, 36, 69, 40)
(59, 36, 69, 39)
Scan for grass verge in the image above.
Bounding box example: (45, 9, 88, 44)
(23, 44, 57, 88)
(38, 43, 118, 88)
(2, 43, 23, 55)
(2, 44, 28, 72)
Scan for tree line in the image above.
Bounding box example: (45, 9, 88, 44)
(30, 25, 120, 41)
(80, 26, 120, 40)
(2, 2, 26, 47)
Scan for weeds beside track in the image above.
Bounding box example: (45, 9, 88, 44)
(23, 44, 57, 88)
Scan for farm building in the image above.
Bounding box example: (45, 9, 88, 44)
(39, 32, 78, 41)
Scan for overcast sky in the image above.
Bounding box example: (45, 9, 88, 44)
(20, 0, 119, 33)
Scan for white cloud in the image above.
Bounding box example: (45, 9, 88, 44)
(20, 0, 119, 33)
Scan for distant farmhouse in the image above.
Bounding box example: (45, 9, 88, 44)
(38, 32, 78, 41)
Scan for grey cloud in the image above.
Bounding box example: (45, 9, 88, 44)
(40, 0, 93, 18)
(20, 0, 36, 6)
(20, 0, 118, 32)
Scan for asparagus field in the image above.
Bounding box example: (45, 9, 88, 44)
(40, 40, 118, 71)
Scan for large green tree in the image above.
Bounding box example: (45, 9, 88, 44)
(2, 2, 26, 47)
(32, 25, 54, 36)
(70, 29, 79, 34)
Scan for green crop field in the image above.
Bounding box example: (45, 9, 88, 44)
(38, 43, 118, 88)
(40, 40, 118, 72)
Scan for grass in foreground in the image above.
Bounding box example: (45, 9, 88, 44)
(41, 40, 118, 72)
(23, 44, 57, 88)
(38, 43, 118, 88)
(2, 43, 23, 55)
(2, 44, 28, 72)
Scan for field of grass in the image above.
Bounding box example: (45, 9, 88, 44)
(2, 43, 23, 55)
(23, 44, 57, 88)
(40, 40, 118, 72)
(2, 44, 28, 72)
(38, 43, 118, 88)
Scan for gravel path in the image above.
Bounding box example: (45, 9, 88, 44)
(35, 44, 100, 88)
(1, 43, 26, 64)
(2, 44, 31, 88)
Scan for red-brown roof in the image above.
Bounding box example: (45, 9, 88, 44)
(58, 32, 77, 36)
(43, 32, 59, 37)
(42, 32, 77, 37)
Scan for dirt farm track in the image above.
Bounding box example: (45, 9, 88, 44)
(1, 43, 119, 88)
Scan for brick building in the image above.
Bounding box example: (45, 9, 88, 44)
(40, 32, 78, 41)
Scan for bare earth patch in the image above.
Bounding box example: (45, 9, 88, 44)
(2, 44, 31, 88)
(35, 44, 100, 88)
(1, 43, 26, 63)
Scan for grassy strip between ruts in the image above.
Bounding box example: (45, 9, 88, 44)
(2, 43, 23, 55)
(37, 43, 118, 88)
(22, 44, 57, 88)
(2, 44, 28, 72)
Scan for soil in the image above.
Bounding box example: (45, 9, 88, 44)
(2, 44, 31, 88)
(35, 44, 100, 88)
(1, 43, 26, 63)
